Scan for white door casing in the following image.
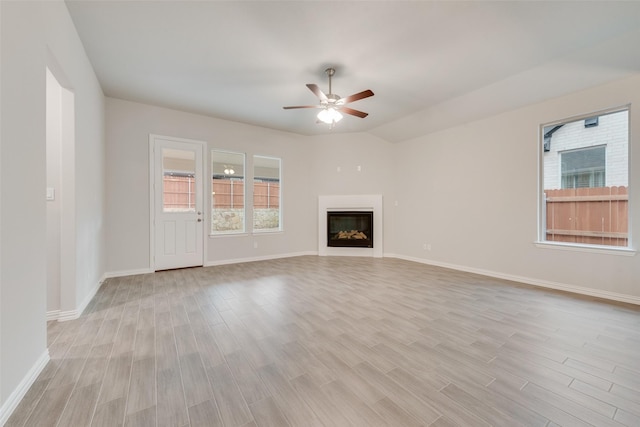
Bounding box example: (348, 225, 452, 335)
(150, 135, 205, 271)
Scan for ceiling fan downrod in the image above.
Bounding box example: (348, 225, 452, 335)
(325, 67, 335, 95)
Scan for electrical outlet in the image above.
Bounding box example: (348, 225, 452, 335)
(253, 242, 258, 249)
(423, 243, 427, 250)
(427, 244, 432, 251)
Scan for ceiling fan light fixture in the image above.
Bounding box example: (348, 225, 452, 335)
(283, 67, 373, 127)
(317, 107, 343, 124)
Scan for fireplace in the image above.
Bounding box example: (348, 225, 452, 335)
(327, 211, 373, 248)
(318, 195, 383, 257)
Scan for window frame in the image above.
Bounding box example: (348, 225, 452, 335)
(210, 149, 246, 236)
(252, 155, 282, 233)
(537, 105, 634, 254)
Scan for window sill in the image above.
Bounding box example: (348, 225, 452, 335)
(252, 229, 283, 235)
(209, 232, 249, 238)
(534, 241, 636, 256)
(208, 230, 284, 238)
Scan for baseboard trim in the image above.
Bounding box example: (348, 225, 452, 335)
(0, 350, 50, 426)
(103, 268, 154, 279)
(47, 309, 83, 322)
(75, 277, 104, 317)
(204, 251, 318, 267)
(385, 253, 640, 306)
(45, 275, 107, 322)
(101, 253, 319, 276)
(46, 310, 61, 321)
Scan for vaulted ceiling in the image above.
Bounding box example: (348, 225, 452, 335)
(65, 1, 640, 143)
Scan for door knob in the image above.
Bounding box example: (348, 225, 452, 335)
(197, 219, 202, 222)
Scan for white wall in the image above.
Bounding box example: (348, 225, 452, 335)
(391, 74, 640, 301)
(46, 68, 62, 313)
(105, 77, 640, 303)
(1, 2, 48, 416)
(105, 97, 399, 272)
(0, 0, 105, 420)
(105, 98, 319, 272)
(307, 132, 397, 252)
(0, 0, 4, 417)
(1, 1, 638, 422)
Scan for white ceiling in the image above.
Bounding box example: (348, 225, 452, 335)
(65, 1, 640, 143)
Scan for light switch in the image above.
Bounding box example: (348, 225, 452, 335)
(46, 187, 55, 201)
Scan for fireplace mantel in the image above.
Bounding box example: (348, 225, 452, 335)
(318, 195, 383, 257)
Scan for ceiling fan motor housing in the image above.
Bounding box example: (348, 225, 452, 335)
(323, 93, 342, 106)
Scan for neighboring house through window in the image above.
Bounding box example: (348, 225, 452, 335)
(561, 145, 606, 189)
(541, 108, 629, 248)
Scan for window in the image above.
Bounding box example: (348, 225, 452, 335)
(253, 156, 281, 232)
(561, 146, 605, 189)
(541, 108, 629, 248)
(211, 150, 245, 234)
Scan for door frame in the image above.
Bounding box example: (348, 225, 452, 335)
(149, 134, 207, 271)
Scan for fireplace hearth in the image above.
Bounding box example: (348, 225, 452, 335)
(327, 211, 373, 248)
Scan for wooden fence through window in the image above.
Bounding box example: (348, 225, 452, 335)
(212, 180, 246, 208)
(545, 186, 628, 246)
(164, 177, 279, 209)
(163, 176, 195, 210)
(253, 181, 280, 209)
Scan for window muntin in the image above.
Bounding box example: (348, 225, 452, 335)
(253, 156, 281, 232)
(541, 108, 629, 248)
(211, 150, 245, 234)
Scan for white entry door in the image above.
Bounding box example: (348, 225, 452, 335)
(151, 135, 204, 271)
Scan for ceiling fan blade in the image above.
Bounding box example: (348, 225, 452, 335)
(340, 89, 374, 104)
(340, 107, 369, 118)
(283, 105, 321, 109)
(307, 84, 328, 101)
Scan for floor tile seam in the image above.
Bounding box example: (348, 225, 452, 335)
(575, 380, 640, 421)
(171, 323, 197, 427)
(491, 378, 593, 427)
(8, 379, 49, 427)
(497, 343, 608, 383)
(352, 361, 445, 423)
(493, 355, 575, 387)
(440, 382, 533, 427)
(51, 333, 104, 427)
(522, 381, 623, 426)
(91, 298, 132, 425)
(216, 352, 258, 425)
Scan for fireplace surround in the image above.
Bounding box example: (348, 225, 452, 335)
(318, 195, 383, 257)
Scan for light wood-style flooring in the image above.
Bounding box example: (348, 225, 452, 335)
(6, 256, 640, 426)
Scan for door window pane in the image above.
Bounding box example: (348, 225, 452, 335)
(163, 148, 196, 212)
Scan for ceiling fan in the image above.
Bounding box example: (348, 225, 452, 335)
(283, 67, 374, 127)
